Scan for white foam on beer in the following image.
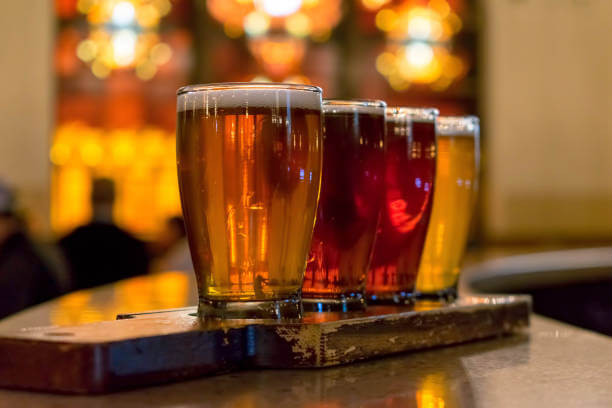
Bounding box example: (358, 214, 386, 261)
(177, 87, 321, 112)
(436, 116, 479, 136)
(322, 100, 386, 115)
(394, 107, 439, 123)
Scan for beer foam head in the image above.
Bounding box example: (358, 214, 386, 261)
(323, 99, 386, 115)
(177, 83, 322, 112)
(392, 107, 439, 123)
(436, 116, 479, 136)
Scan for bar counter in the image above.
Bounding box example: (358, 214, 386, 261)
(1, 252, 611, 406)
(0, 315, 609, 407)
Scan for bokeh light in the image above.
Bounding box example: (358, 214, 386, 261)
(406, 42, 434, 68)
(361, 0, 391, 12)
(206, 0, 342, 79)
(375, 0, 468, 91)
(111, 1, 136, 26)
(376, 42, 467, 91)
(112, 29, 137, 66)
(207, 0, 341, 40)
(256, 0, 303, 17)
(76, 0, 173, 80)
(244, 11, 270, 37)
(286, 13, 311, 38)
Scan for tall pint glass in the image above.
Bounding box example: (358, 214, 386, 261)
(176, 83, 323, 319)
(416, 116, 480, 301)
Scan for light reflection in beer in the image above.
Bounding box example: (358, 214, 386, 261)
(435, 223, 445, 257)
(369, 264, 398, 288)
(228, 204, 238, 266)
(411, 140, 421, 159)
(387, 194, 429, 234)
(221, 111, 281, 294)
(240, 114, 251, 290)
(260, 215, 268, 261)
(229, 117, 237, 143)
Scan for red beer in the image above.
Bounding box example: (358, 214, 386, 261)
(302, 100, 386, 311)
(366, 107, 438, 304)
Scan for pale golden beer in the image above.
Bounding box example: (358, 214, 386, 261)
(416, 116, 479, 299)
(176, 83, 323, 318)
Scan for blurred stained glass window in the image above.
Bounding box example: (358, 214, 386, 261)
(52, 0, 477, 237)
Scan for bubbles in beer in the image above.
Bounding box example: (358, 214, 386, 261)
(177, 86, 322, 302)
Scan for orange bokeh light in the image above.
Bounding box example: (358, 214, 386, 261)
(374, 0, 467, 91)
(51, 122, 181, 236)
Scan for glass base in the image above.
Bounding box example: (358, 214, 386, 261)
(198, 295, 302, 319)
(302, 294, 366, 312)
(366, 291, 415, 305)
(415, 286, 458, 303)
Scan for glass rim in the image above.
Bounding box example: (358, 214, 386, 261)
(323, 99, 387, 108)
(391, 107, 439, 122)
(437, 115, 480, 136)
(438, 115, 479, 123)
(177, 82, 322, 95)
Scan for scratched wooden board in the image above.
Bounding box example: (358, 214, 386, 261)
(0, 314, 248, 394)
(0, 295, 530, 394)
(253, 296, 531, 368)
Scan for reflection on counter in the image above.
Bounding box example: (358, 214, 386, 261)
(50, 271, 194, 325)
(413, 299, 446, 311)
(417, 374, 450, 408)
(210, 334, 526, 408)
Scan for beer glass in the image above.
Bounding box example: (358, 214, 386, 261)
(416, 116, 480, 300)
(367, 107, 438, 304)
(302, 100, 386, 311)
(176, 83, 323, 319)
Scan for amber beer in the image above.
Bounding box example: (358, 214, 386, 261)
(302, 100, 386, 311)
(416, 116, 479, 300)
(367, 107, 438, 304)
(176, 83, 323, 319)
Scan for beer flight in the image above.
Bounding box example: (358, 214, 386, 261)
(176, 83, 479, 319)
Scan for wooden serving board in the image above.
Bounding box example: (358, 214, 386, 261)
(0, 295, 530, 394)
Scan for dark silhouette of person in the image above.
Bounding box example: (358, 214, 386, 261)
(149, 216, 193, 272)
(0, 181, 61, 319)
(58, 178, 150, 290)
(149, 216, 187, 260)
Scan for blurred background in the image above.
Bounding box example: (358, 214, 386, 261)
(0, 0, 611, 330)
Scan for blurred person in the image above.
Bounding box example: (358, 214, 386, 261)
(150, 216, 193, 273)
(58, 178, 150, 290)
(0, 181, 61, 319)
(149, 216, 186, 258)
